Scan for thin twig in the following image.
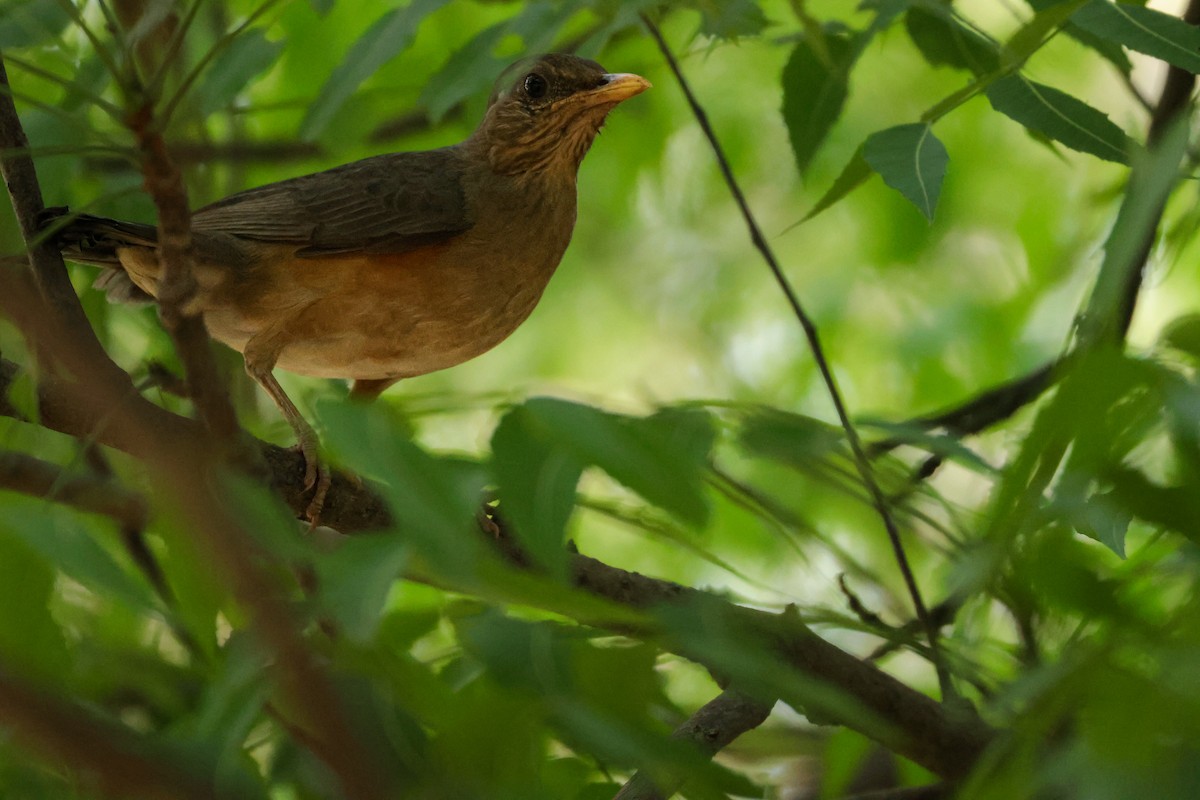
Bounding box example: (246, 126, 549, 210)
(640, 14, 954, 699)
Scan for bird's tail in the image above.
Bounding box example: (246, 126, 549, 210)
(41, 207, 158, 304)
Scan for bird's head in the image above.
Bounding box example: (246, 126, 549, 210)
(474, 53, 650, 178)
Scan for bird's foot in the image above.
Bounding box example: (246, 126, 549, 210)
(304, 462, 332, 529)
(292, 437, 330, 529)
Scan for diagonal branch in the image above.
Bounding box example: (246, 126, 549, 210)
(0, 663, 230, 800)
(614, 688, 775, 800)
(640, 15, 953, 699)
(0, 450, 148, 530)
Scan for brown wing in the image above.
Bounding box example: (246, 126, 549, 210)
(191, 147, 473, 257)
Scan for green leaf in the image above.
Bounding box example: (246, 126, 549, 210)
(1072, 1, 1200, 74)
(1106, 467, 1200, 545)
(739, 409, 843, 467)
(491, 405, 585, 578)
(863, 123, 949, 220)
(905, 7, 1000, 75)
(318, 399, 486, 578)
(517, 399, 713, 527)
(985, 74, 1131, 163)
(0, 531, 70, 681)
(301, 0, 449, 140)
(1160, 313, 1200, 361)
(695, 0, 768, 39)
(0, 0, 71, 48)
(781, 33, 854, 173)
(1003, 0, 1091, 65)
(1072, 489, 1131, 558)
(4, 498, 156, 612)
(419, 23, 508, 123)
(1080, 117, 1187, 344)
(798, 146, 873, 224)
(1061, 21, 1133, 74)
(316, 535, 410, 641)
(197, 29, 284, 116)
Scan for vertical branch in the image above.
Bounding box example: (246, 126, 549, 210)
(639, 16, 954, 698)
(123, 103, 240, 439)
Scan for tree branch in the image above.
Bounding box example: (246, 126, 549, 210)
(570, 555, 993, 780)
(124, 99, 240, 439)
(1, 70, 395, 799)
(613, 688, 774, 800)
(0, 450, 148, 530)
(0, 663, 228, 800)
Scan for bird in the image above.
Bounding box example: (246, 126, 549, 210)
(48, 53, 651, 521)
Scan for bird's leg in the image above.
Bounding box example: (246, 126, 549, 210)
(243, 339, 329, 525)
(349, 376, 400, 402)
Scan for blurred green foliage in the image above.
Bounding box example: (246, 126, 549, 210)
(3, 0, 1200, 797)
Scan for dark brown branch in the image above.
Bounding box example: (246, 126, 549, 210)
(1, 80, 393, 799)
(0, 354, 386, 531)
(570, 555, 993, 780)
(614, 688, 774, 800)
(839, 785, 950, 800)
(0, 55, 131, 382)
(0, 450, 148, 529)
(640, 15, 952, 699)
(125, 101, 240, 439)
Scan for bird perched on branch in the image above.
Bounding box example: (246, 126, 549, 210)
(48, 53, 650, 520)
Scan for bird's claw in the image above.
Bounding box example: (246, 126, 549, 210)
(292, 440, 330, 528)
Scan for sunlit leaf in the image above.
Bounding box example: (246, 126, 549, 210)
(1072, 1, 1200, 74)
(863, 123, 949, 220)
(985, 74, 1131, 163)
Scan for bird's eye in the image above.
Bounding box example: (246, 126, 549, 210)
(523, 73, 548, 99)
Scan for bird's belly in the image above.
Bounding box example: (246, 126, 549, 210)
(203, 249, 554, 381)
